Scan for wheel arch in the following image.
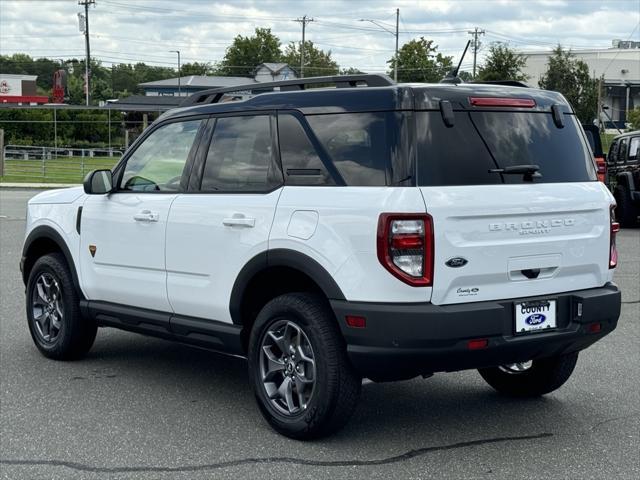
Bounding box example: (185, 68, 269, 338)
(21, 226, 82, 297)
(230, 249, 346, 349)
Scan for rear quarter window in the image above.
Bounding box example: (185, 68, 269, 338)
(305, 112, 412, 186)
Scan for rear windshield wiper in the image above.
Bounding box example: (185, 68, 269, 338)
(489, 164, 542, 181)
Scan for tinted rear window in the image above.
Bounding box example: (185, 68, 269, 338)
(416, 111, 596, 186)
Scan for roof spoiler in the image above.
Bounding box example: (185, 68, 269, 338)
(179, 74, 395, 107)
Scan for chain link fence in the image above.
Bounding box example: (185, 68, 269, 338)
(0, 106, 162, 183)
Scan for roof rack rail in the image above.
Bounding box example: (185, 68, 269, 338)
(179, 74, 395, 107)
(467, 80, 529, 88)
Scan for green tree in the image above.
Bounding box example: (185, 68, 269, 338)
(281, 41, 339, 77)
(477, 43, 529, 82)
(627, 107, 640, 130)
(538, 46, 598, 123)
(457, 70, 473, 82)
(219, 27, 282, 77)
(340, 67, 365, 75)
(180, 62, 214, 76)
(388, 38, 453, 83)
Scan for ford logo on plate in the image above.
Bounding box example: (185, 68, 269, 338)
(525, 313, 546, 326)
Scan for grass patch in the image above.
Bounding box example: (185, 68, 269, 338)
(0, 156, 120, 184)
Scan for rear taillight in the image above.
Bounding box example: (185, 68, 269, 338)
(596, 157, 607, 183)
(610, 205, 619, 269)
(377, 213, 433, 286)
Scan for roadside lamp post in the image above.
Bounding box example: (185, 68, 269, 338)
(360, 9, 399, 82)
(169, 50, 181, 96)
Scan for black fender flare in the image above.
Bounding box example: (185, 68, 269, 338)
(21, 225, 82, 296)
(229, 249, 346, 325)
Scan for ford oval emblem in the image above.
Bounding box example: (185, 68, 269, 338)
(525, 313, 546, 326)
(445, 257, 468, 268)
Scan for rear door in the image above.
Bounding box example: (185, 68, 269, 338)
(165, 113, 283, 324)
(416, 105, 613, 306)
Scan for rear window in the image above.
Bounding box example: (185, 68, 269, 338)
(416, 111, 596, 186)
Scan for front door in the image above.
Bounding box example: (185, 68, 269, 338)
(80, 118, 204, 312)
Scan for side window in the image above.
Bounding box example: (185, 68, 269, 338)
(120, 120, 202, 192)
(306, 113, 392, 186)
(277, 114, 335, 186)
(201, 115, 281, 192)
(608, 140, 618, 164)
(618, 138, 628, 163)
(629, 137, 639, 161)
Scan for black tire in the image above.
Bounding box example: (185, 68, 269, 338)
(614, 184, 639, 227)
(26, 253, 97, 360)
(248, 293, 361, 439)
(478, 352, 579, 397)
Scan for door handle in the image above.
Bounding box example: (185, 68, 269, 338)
(133, 210, 159, 222)
(223, 215, 255, 228)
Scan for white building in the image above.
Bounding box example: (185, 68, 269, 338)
(519, 44, 640, 126)
(254, 63, 298, 83)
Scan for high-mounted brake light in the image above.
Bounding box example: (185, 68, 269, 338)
(609, 205, 619, 269)
(377, 213, 434, 286)
(469, 97, 536, 108)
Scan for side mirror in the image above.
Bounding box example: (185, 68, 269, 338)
(83, 169, 113, 195)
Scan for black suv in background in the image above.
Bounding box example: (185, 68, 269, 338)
(608, 131, 640, 226)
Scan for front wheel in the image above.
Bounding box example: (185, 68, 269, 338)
(478, 352, 579, 397)
(26, 253, 97, 360)
(248, 293, 361, 439)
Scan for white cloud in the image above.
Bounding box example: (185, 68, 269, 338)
(0, 0, 638, 74)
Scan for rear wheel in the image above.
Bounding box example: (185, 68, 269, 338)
(248, 293, 361, 439)
(26, 253, 97, 360)
(478, 352, 579, 397)
(614, 184, 639, 227)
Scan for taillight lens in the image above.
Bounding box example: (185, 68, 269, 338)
(610, 205, 619, 269)
(596, 157, 607, 183)
(377, 213, 433, 286)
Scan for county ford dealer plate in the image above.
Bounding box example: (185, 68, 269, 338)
(515, 300, 557, 333)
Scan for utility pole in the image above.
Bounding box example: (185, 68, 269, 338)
(170, 50, 181, 96)
(468, 26, 485, 78)
(79, 0, 95, 106)
(597, 75, 603, 132)
(296, 15, 314, 78)
(394, 8, 399, 82)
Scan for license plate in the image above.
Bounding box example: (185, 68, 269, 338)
(515, 300, 557, 333)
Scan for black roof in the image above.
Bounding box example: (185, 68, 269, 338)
(160, 74, 572, 122)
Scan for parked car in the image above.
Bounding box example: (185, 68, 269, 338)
(20, 75, 621, 439)
(607, 130, 640, 227)
(582, 124, 607, 182)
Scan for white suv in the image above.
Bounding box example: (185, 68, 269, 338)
(20, 75, 622, 439)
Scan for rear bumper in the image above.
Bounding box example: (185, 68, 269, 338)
(331, 283, 621, 381)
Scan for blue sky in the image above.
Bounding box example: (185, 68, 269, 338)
(1, 0, 638, 75)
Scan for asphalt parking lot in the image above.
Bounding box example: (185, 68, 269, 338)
(0, 188, 638, 480)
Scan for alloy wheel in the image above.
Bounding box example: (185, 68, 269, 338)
(31, 272, 63, 343)
(259, 319, 316, 416)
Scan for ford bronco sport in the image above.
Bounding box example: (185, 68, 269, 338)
(21, 74, 621, 439)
